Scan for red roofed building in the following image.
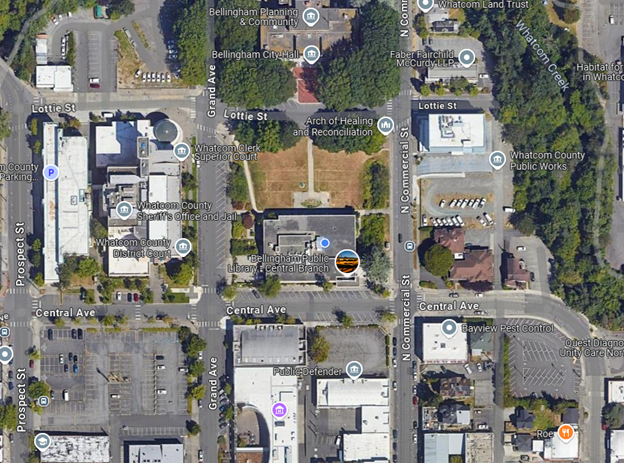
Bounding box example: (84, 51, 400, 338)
(434, 227, 465, 255)
(294, 67, 319, 104)
(449, 248, 493, 284)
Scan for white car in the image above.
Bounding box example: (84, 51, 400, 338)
(67, 11, 72, 17)
(610, 14, 615, 24)
(477, 216, 487, 226)
(464, 363, 473, 374)
(142, 73, 147, 82)
(456, 215, 464, 226)
(135, 69, 142, 78)
(516, 246, 526, 251)
(156, 73, 161, 82)
(449, 199, 457, 208)
(467, 199, 475, 208)
(51, 16, 59, 25)
(392, 358, 397, 368)
(157, 389, 167, 395)
(150, 72, 155, 81)
(451, 216, 459, 226)
(160, 72, 165, 81)
(439, 199, 446, 208)
(472, 199, 480, 209)
(116, 292, 122, 301)
(393, 381, 398, 391)
(475, 293, 484, 298)
(461, 199, 468, 208)
(422, 215, 428, 226)
(198, 351, 203, 360)
(57, 14, 64, 21)
(166, 73, 171, 83)
(503, 206, 515, 212)
(484, 212, 494, 225)
(479, 198, 487, 207)
(156, 365, 166, 370)
(477, 362, 483, 372)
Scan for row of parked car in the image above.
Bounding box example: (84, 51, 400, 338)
(440, 197, 487, 209)
(136, 69, 173, 83)
(423, 215, 465, 227)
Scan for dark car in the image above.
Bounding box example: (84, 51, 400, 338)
(71, 329, 77, 339)
(127, 293, 133, 302)
(47, 329, 53, 340)
(155, 355, 165, 360)
(7, 371, 12, 379)
(133, 293, 139, 302)
(530, 272, 535, 282)
(73, 364, 78, 374)
(219, 422, 228, 429)
(398, 234, 403, 243)
(77, 329, 83, 340)
(90, 83, 100, 88)
(392, 347, 397, 357)
(73, 355, 78, 363)
(50, 390, 55, 400)
(252, 289, 261, 299)
(64, 364, 69, 372)
(69, 352, 73, 360)
(29, 359, 34, 368)
(8, 382, 13, 390)
(392, 337, 397, 346)
(393, 429, 398, 439)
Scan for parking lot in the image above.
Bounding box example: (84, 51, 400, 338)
(507, 319, 581, 400)
(316, 326, 387, 376)
(420, 175, 496, 230)
(507, 234, 553, 293)
(39, 327, 188, 428)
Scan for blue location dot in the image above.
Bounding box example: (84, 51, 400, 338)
(318, 236, 331, 250)
(43, 164, 59, 182)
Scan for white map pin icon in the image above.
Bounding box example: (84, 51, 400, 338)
(489, 151, 506, 171)
(173, 142, 191, 162)
(34, 433, 52, 452)
(302, 8, 320, 27)
(418, 0, 435, 13)
(458, 49, 476, 68)
(441, 320, 458, 339)
(303, 45, 321, 65)
(377, 117, 395, 136)
(0, 346, 13, 365)
(346, 361, 363, 380)
(116, 201, 133, 220)
(175, 238, 193, 257)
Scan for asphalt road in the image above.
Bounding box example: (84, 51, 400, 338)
(0, 58, 36, 463)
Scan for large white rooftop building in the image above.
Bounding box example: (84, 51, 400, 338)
(36, 65, 73, 92)
(317, 378, 391, 462)
(41, 435, 109, 463)
(418, 114, 486, 155)
(42, 122, 89, 284)
(128, 443, 183, 463)
(422, 322, 468, 364)
(235, 367, 299, 463)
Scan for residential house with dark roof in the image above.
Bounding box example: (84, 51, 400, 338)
(503, 254, 530, 289)
(434, 227, 465, 258)
(440, 376, 472, 399)
(450, 248, 494, 284)
(513, 408, 535, 430)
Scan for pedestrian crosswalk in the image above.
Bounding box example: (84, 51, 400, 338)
(201, 285, 216, 294)
(134, 306, 142, 321)
(190, 96, 196, 119)
(189, 305, 197, 321)
(196, 124, 215, 134)
(9, 320, 29, 328)
(32, 299, 40, 310)
(7, 287, 28, 294)
(197, 320, 220, 328)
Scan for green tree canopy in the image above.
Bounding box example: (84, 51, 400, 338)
(423, 243, 454, 277)
(258, 275, 281, 298)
